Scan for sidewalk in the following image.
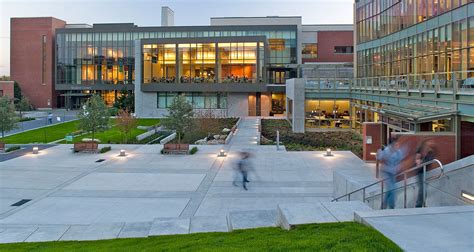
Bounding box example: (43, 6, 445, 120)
(5, 110, 78, 137)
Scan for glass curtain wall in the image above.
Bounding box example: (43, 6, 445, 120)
(56, 32, 135, 85)
(144, 42, 259, 84)
(356, 0, 471, 44)
(356, 16, 474, 88)
(57, 29, 295, 85)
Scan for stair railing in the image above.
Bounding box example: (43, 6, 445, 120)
(332, 159, 444, 209)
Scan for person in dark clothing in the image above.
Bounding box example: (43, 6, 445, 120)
(415, 140, 436, 207)
(233, 151, 251, 190)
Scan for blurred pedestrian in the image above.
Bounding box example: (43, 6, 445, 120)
(378, 138, 405, 209)
(47, 112, 53, 124)
(415, 140, 436, 207)
(233, 151, 252, 190)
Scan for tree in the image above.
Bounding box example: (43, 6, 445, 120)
(13, 82, 22, 103)
(113, 89, 134, 112)
(162, 95, 194, 144)
(116, 109, 137, 144)
(77, 95, 109, 142)
(0, 96, 18, 139)
(16, 96, 32, 118)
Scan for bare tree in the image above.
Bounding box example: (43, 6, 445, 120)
(116, 108, 138, 144)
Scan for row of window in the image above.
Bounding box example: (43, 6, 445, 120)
(157, 92, 227, 109)
(357, 17, 474, 78)
(143, 42, 264, 84)
(356, 0, 472, 43)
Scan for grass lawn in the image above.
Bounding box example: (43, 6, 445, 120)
(2, 119, 160, 144)
(0, 222, 401, 252)
(67, 118, 160, 144)
(1, 120, 79, 144)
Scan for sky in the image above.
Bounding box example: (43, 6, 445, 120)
(0, 0, 354, 76)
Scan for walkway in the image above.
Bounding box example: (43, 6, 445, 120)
(229, 117, 260, 147)
(5, 110, 78, 137)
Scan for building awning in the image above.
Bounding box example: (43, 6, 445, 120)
(357, 103, 458, 123)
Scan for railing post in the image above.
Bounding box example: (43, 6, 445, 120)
(404, 173, 407, 208)
(423, 165, 427, 207)
(380, 180, 384, 209)
(348, 193, 351, 201)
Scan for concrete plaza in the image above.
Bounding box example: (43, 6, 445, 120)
(0, 118, 373, 242)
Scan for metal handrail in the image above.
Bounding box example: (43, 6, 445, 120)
(332, 159, 443, 208)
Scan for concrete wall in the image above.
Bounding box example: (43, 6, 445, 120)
(285, 78, 305, 133)
(0, 81, 14, 99)
(10, 17, 66, 109)
(227, 93, 248, 117)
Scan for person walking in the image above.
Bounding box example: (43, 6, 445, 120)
(378, 138, 405, 209)
(47, 112, 53, 124)
(233, 151, 251, 190)
(414, 140, 436, 207)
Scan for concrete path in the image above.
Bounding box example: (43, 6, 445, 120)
(5, 110, 78, 137)
(229, 117, 260, 146)
(356, 206, 474, 251)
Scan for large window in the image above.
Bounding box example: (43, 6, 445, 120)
(157, 92, 227, 109)
(178, 43, 216, 83)
(218, 42, 257, 83)
(305, 100, 351, 129)
(302, 43, 318, 59)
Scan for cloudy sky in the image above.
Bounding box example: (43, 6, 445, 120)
(0, 0, 354, 76)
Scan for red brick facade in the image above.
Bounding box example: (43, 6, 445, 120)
(10, 17, 65, 109)
(0, 81, 14, 99)
(303, 31, 353, 63)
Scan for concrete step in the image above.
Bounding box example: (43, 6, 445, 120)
(118, 221, 153, 238)
(148, 218, 190, 236)
(277, 201, 373, 230)
(355, 205, 474, 251)
(228, 209, 277, 231)
(190, 215, 229, 233)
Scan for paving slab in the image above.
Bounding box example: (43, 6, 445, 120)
(0, 227, 37, 243)
(190, 216, 229, 233)
(277, 202, 338, 230)
(228, 210, 277, 230)
(60, 223, 124, 241)
(63, 173, 205, 192)
(148, 218, 190, 236)
(355, 205, 474, 221)
(117, 222, 152, 238)
(360, 210, 474, 251)
(321, 201, 373, 222)
(25, 225, 70, 242)
(0, 197, 190, 225)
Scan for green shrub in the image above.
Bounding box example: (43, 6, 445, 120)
(99, 146, 111, 153)
(5, 146, 21, 152)
(108, 107, 119, 116)
(18, 117, 35, 122)
(189, 146, 198, 155)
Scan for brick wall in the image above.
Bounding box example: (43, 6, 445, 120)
(10, 17, 66, 109)
(0, 81, 14, 99)
(303, 31, 353, 63)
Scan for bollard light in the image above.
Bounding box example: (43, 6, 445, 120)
(461, 191, 474, 201)
(32, 146, 39, 154)
(119, 149, 126, 157)
(324, 148, 333, 157)
(218, 149, 226, 157)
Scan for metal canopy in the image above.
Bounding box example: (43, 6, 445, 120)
(377, 103, 457, 122)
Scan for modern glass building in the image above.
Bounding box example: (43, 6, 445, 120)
(353, 0, 474, 158)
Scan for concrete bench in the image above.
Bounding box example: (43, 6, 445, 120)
(162, 143, 189, 154)
(73, 142, 98, 153)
